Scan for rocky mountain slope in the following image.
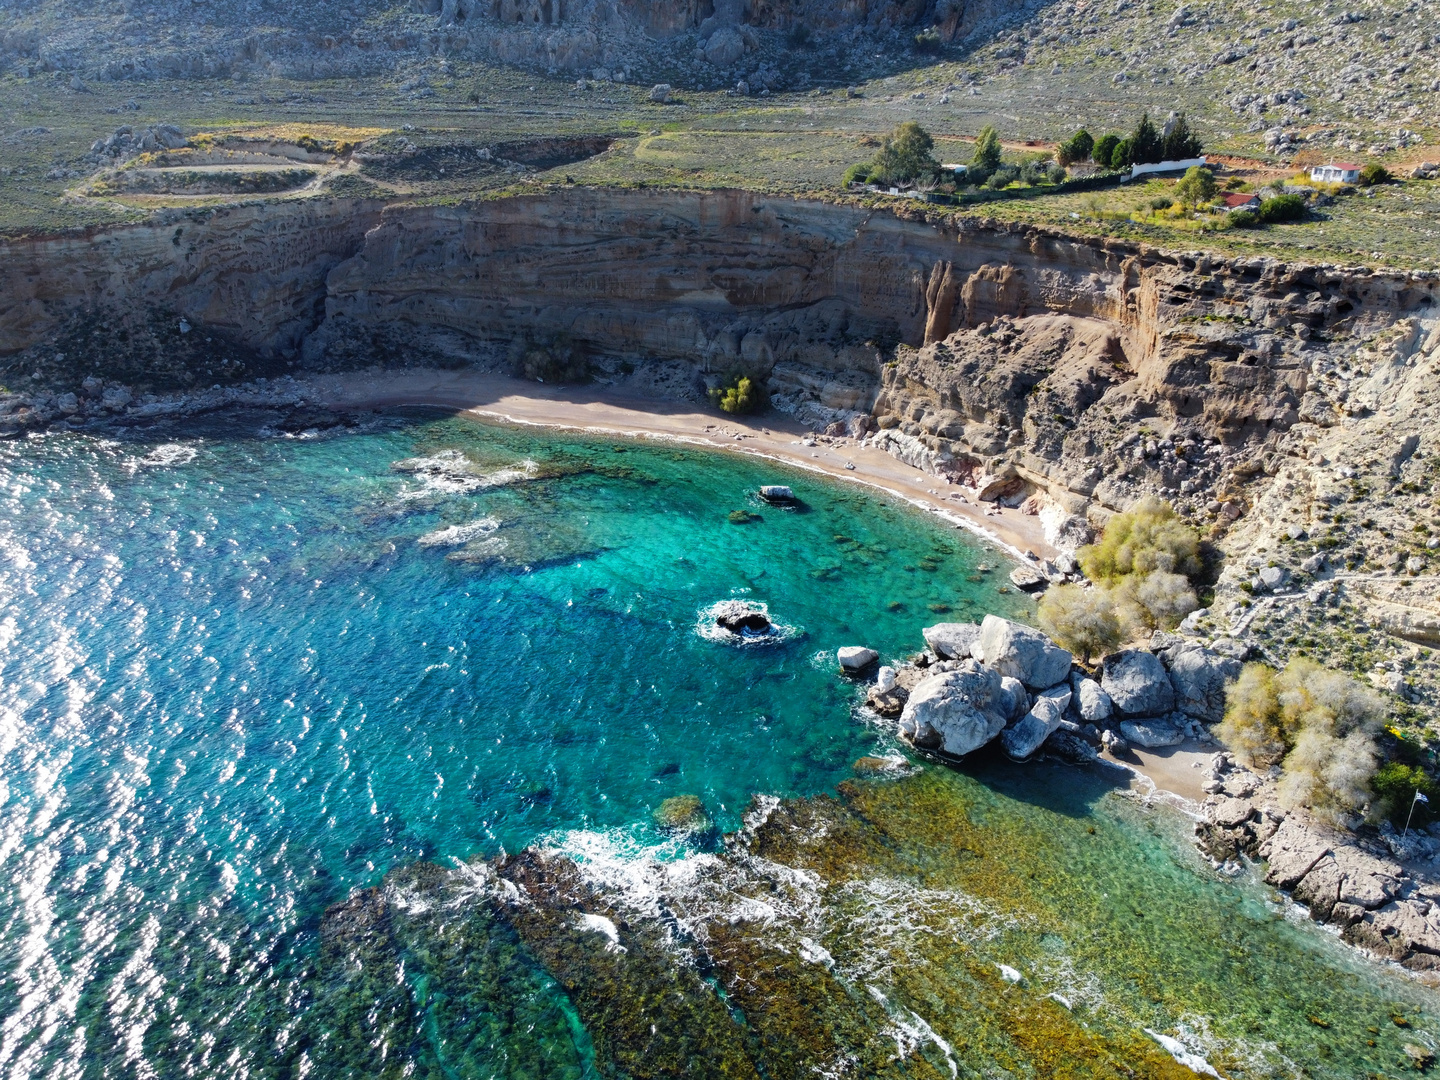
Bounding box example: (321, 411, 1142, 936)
(3, 0, 1438, 139)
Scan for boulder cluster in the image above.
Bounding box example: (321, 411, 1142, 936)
(1197, 755, 1440, 976)
(853, 615, 1244, 764)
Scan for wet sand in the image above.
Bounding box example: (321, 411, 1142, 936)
(1102, 741, 1215, 804)
(305, 367, 1058, 562)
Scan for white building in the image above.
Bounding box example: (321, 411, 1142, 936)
(1310, 162, 1361, 183)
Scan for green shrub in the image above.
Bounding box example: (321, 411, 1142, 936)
(1079, 496, 1203, 584)
(985, 167, 1015, 190)
(1057, 129, 1094, 167)
(1359, 163, 1391, 186)
(1046, 163, 1067, 184)
(1371, 761, 1439, 827)
(1018, 158, 1052, 185)
(1093, 134, 1121, 170)
(1148, 195, 1174, 211)
(1227, 209, 1259, 229)
(1109, 137, 1134, 170)
(842, 162, 871, 186)
(913, 28, 942, 53)
(1037, 583, 1127, 663)
(1259, 193, 1306, 222)
(710, 375, 762, 414)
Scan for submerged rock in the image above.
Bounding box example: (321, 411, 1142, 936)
(977, 614, 1072, 690)
(898, 660, 1010, 758)
(653, 795, 713, 837)
(1101, 650, 1175, 718)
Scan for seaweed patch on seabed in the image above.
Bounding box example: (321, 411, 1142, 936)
(310, 773, 1205, 1080)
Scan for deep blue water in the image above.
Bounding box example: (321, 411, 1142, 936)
(0, 409, 1433, 1080)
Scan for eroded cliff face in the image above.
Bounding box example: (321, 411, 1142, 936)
(2, 188, 1436, 534)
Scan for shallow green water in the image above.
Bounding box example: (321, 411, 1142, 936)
(0, 409, 1431, 1079)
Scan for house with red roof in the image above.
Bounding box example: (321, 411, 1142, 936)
(1310, 163, 1361, 183)
(1222, 192, 1261, 210)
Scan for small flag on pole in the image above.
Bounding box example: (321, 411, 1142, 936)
(1417, 791, 1430, 804)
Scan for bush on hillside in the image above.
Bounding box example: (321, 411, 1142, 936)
(1359, 163, 1391, 186)
(1057, 129, 1094, 167)
(842, 162, 871, 186)
(1079, 496, 1203, 584)
(913, 28, 942, 53)
(1217, 663, 1284, 765)
(1118, 569, 1200, 631)
(1227, 209, 1259, 229)
(1259, 193, 1306, 223)
(1037, 583, 1127, 663)
(1218, 657, 1386, 825)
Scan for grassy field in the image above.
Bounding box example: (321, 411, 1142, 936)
(1, 58, 1438, 269)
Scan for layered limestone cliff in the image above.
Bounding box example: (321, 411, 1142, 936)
(2, 187, 1436, 538)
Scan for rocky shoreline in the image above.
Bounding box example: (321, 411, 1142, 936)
(847, 613, 1440, 981)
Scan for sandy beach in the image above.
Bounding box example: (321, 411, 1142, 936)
(306, 368, 1227, 804)
(305, 367, 1058, 562)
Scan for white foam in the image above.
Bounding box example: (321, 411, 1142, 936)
(1145, 1029, 1221, 1077)
(694, 599, 801, 646)
(135, 443, 198, 468)
(577, 912, 627, 953)
(997, 963, 1023, 984)
(391, 450, 539, 499)
(417, 516, 501, 547)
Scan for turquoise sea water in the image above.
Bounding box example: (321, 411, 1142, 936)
(0, 409, 1432, 1079)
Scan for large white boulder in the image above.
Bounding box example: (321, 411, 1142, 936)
(977, 615, 1073, 690)
(1101, 649, 1175, 717)
(899, 661, 1010, 758)
(1072, 675, 1113, 722)
(922, 622, 981, 661)
(998, 675, 1029, 721)
(1163, 644, 1242, 724)
(1119, 717, 1186, 748)
(1001, 685, 1072, 760)
(837, 646, 879, 672)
